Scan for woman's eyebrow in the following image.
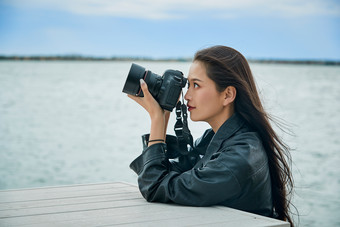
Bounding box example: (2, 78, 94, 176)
(188, 77, 203, 82)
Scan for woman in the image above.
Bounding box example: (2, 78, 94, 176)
(128, 45, 295, 225)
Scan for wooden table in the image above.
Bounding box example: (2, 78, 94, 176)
(0, 182, 289, 226)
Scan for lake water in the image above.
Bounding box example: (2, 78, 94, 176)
(0, 61, 339, 226)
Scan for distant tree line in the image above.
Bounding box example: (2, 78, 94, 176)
(0, 55, 191, 62)
(248, 59, 340, 66)
(0, 55, 339, 65)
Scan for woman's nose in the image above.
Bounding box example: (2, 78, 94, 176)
(184, 89, 190, 101)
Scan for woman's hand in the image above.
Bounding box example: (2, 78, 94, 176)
(127, 79, 164, 119)
(128, 79, 168, 146)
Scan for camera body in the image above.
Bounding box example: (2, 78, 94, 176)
(122, 63, 187, 111)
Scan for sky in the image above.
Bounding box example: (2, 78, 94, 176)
(1, 0, 340, 60)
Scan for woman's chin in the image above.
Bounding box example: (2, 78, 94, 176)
(189, 114, 199, 122)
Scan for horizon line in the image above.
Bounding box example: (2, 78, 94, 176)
(0, 55, 339, 65)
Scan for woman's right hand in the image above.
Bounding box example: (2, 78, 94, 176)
(127, 79, 164, 120)
(128, 79, 168, 145)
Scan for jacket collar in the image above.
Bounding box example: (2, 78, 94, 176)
(203, 113, 245, 157)
(212, 113, 245, 144)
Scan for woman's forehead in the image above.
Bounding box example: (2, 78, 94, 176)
(188, 61, 207, 81)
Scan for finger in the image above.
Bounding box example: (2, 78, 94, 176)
(127, 94, 144, 106)
(127, 94, 137, 100)
(140, 79, 151, 97)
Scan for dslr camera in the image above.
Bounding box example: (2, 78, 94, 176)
(122, 63, 187, 111)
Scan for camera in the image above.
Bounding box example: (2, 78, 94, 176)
(122, 63, 187, 111)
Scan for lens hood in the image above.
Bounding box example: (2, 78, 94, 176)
(122, 63, 146, 96)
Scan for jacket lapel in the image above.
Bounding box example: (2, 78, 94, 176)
(195, 113, 245, 168)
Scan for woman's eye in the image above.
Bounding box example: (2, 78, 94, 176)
(187, 82, 199, 89)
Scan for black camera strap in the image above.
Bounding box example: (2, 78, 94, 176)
(174, 97, 193, 154)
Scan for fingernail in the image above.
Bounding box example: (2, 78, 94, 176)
(140, 79, 145, 85)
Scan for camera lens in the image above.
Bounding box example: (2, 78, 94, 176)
(122, 63, 145, 96)
(122, 63, 162, 97)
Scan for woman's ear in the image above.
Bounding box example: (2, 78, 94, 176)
(223, 86, 236, 106)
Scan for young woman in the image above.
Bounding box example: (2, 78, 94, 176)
(128, 45, 295, 226)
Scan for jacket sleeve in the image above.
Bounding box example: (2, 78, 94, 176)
(129, 143, 242, 206)
(141, 134, 186, 158)
(139, 134, 200, 173)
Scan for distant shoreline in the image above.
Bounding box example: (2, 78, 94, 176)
(0, 55, 339, 66)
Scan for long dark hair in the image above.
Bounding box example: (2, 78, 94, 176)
(194, 45, 295, 226)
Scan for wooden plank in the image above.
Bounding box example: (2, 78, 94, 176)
(0, 196, 146, 218)
(0, 183, 136, 203)
(0, 182, 128, 195)
(0, 182, 131, 199)
(1, 203, 289, 227)
(1, 203, 152, 226)
(0, 182, 290, 227)
(0, 191, 141, 210)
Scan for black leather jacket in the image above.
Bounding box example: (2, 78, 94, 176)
(130, 113, 273, 217)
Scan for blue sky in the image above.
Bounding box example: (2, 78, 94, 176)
(1, 0, 339, 60)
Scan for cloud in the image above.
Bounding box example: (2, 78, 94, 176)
(4, 0, 340, 19)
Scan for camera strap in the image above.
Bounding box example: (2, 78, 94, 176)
(174, 97, 193, 154)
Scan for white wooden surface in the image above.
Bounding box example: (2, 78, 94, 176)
(0, 182, 290, 227)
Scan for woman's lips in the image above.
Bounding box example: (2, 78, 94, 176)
(187, 105, 196, 111)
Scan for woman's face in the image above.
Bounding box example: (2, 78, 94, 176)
(184, 61, 226, 125)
